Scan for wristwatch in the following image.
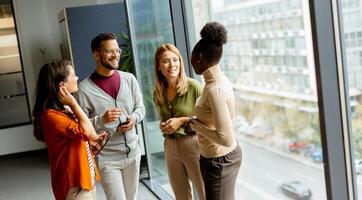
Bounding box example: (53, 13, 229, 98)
(188, 116, 197, 121)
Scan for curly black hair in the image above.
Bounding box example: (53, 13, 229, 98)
(200, 21, 227, 46)
(192, 21, 227, 67)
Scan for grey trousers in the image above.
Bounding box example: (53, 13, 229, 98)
(98, 146, 141, 200)
(164, 135, 205, 200)
(200, 144, 242, 200)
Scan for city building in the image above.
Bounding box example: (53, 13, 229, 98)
(0, 0, 360, 199)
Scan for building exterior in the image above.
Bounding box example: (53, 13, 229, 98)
(191, 0, 362, 112)
(202, 0, 318, 113)
(341, 0, 362, 103)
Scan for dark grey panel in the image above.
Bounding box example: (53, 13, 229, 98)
(309, 0, 351, 199)
(66, 3, 129, 81)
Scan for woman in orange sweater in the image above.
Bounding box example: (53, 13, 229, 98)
(32, 59, 105, 200)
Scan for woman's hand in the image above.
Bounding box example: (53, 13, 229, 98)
(185, 117, 197, 134)
(58, 86, 77, 107)
(59, 85, 99, 143)
(160, 118, 183, 135)
(90, 131, 110, 155)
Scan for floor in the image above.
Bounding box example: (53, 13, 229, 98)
(0, 149, 159, 200)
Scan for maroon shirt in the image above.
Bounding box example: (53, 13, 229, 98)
(90, 71, 120, 99)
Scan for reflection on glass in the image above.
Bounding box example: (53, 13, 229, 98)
(128, 0, 175, 197)
(186, 0, 326, 199)
(0, 0, 30, 127)
(339, 0, 362, 199)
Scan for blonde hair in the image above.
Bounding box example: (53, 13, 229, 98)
(153, 43, 188, 106)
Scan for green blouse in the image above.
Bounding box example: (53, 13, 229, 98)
(155, 78, 202, 138)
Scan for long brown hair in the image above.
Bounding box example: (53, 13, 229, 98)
(32, 59, 71, 141)
(153, 43, 188, 106)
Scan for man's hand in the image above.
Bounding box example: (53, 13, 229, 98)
(103, 108, 123, 124)
(117, 116, 135, 132)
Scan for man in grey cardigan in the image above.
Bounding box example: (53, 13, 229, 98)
(74, 33, 145, 200)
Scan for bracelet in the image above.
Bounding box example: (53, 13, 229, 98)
(188, 116, 197, 123)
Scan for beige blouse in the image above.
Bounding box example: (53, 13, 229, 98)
(192, 65, 237, 158)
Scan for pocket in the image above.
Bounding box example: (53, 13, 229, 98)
(210, 160, 224, 174)
(201, 158, 223, 177)
(100, 165, 111, 175)
(97, 156, 114, 172)
(164, 139, 172, 158)
(183, 136, 200, 157)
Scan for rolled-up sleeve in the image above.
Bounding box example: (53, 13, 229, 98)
(42, 110, 88, 140)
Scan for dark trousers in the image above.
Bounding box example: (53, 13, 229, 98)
(200, 144, 242, 200)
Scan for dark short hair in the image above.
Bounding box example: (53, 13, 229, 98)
(91, 32, 117, 52)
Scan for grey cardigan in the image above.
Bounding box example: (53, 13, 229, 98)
(74, 70, 145, 160)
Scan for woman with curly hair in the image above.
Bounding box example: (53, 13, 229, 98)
(187, 22, 242, 200)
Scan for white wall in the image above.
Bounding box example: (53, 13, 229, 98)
(0, 0, 54, 156)
(0, 0, 121, 156)
(0, 125, 44, 156)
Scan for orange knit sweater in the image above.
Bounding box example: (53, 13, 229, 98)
(41, 109, 100, 200)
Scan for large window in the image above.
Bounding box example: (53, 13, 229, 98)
(127, 0, 175, 198)
(340, 0, 362, 199)
(185, 0, 326, 199)
(0, 0, 30, 128)
(126, 0, 357, 199)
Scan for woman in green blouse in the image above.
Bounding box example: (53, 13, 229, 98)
(153, 43, 205, 200)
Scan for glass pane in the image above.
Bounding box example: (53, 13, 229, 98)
(0, 95, 29, 127)
(185, 0, 326, 199)
(339, 0, 362, 199)
(0, 73, 25, 95)
(0, 0, 30, 127)
(127, 0, 175, 197)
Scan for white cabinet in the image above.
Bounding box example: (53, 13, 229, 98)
(0, 3, 30, 128)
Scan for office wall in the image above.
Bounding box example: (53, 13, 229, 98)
(64, 3, 129, 81)
(0, 0, 121, 156)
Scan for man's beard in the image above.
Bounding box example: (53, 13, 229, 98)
(101, 59, 119, 70)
